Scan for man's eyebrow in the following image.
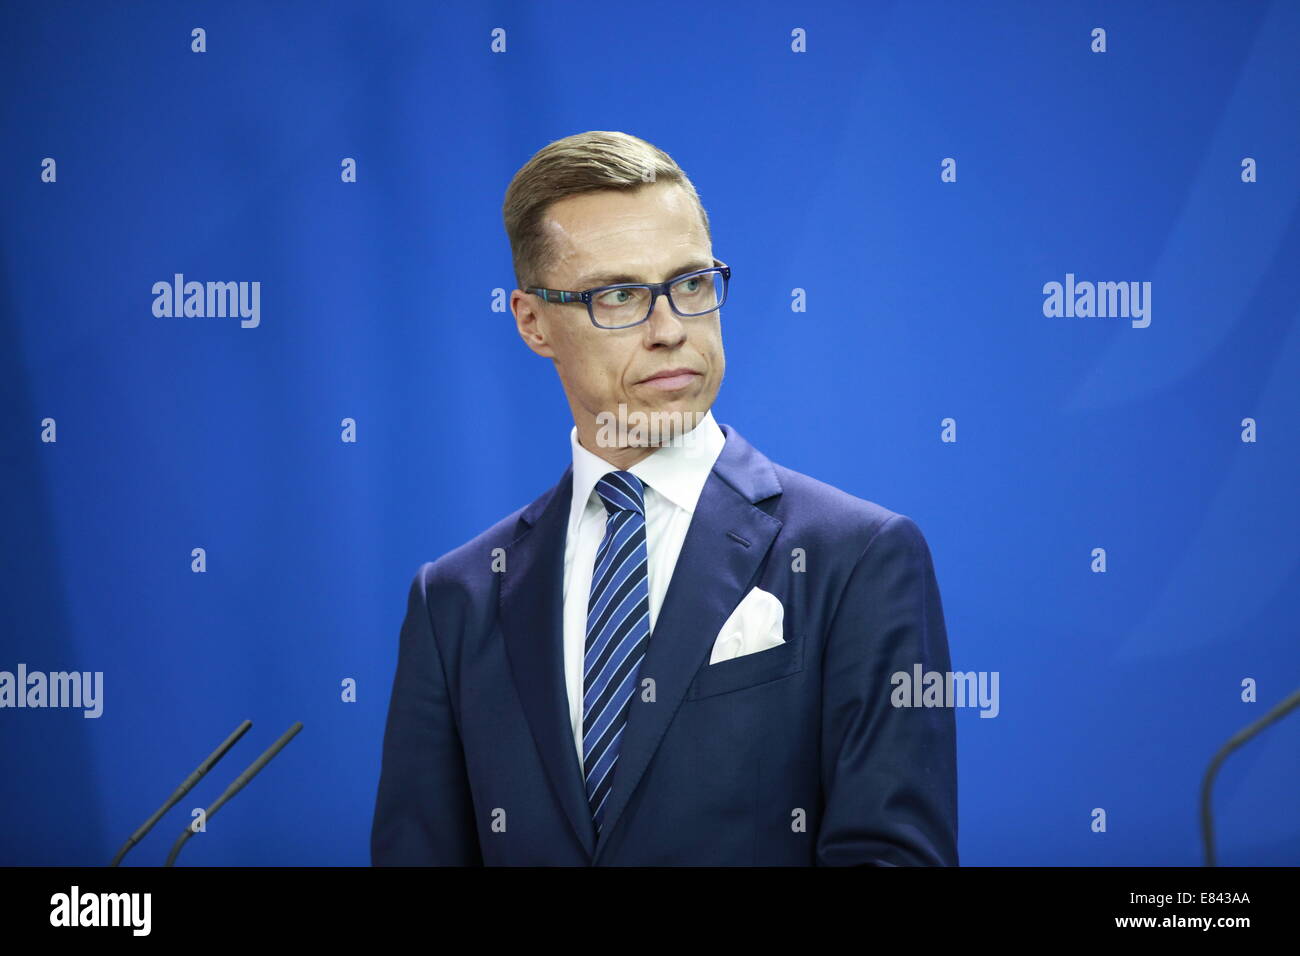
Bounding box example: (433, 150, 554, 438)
(572, 259, 714, 289)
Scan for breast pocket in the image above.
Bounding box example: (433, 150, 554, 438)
(687, 635, 804, 700)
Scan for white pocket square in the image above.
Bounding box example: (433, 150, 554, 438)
(709, 586, 786, 664)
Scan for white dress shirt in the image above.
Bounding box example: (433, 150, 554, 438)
(563, 409, 727, 771)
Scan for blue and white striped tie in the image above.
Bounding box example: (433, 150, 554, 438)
(583, 470, 652, 833)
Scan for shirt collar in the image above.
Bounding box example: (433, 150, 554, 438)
(568, 408, 727, 534)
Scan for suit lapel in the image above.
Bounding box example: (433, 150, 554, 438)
(590, 424, 784, 862)
(499, 466, 598, 859)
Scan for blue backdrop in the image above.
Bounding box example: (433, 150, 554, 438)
(1, 0, 1297, 866)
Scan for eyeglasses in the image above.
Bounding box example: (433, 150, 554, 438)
(526, 259, 731, 329)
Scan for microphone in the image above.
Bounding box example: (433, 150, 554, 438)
(110, 720, 253, 866)
(164, 722, 304, 867)
(1200, 685, 1300, 866)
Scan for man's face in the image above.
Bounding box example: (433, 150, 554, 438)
(511, 180, 725, 464)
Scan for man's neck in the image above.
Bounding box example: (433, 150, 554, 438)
(575, 429, 657, 471)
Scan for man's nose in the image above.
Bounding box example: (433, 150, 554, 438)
(643, 293, 686, 345)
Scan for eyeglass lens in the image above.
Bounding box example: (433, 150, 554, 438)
(591, 270, 725, 327)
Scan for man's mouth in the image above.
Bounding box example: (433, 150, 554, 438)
(639, 368, 701, 391)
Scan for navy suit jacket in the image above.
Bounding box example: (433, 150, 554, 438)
(371, 423, 958, 865)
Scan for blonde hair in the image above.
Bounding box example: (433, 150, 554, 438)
(502, 130, 711, 291)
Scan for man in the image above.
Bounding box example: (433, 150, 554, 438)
(371, 131, 958, 865)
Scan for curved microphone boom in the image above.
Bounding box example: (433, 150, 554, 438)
(164, 722, 304, 867)
(109, 720, 253, 867)
(1200, 685, 1300, 866)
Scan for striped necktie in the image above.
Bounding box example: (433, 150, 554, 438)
(583, 470, 652, 833)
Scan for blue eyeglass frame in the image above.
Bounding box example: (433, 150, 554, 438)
(525, 258, 731, 329)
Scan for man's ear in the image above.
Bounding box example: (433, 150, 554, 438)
(511, 289, 555, 359)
